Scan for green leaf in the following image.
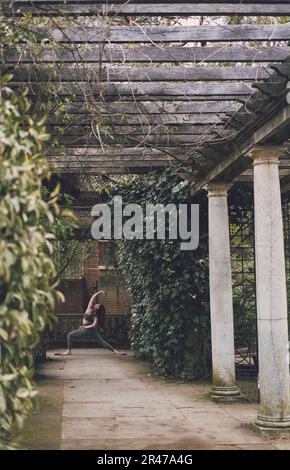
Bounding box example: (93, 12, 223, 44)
(16, 388, 30, 399)
(0, 328, 8, 341)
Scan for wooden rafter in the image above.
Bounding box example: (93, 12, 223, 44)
(28, 24, 290, 43)
(7, 45, 290, 63)
(6, 65, 270, 82)
(3, 0, 290, 179)
(42, 101, 242, 114)
(20, 81, 254, 96)
(7, 2, 290, 17)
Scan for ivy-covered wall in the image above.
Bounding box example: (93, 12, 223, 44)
(107, 169, 211, 379)
(100, 173, 260, 380)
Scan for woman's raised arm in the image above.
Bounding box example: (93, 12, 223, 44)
(86, 290, 105, 310)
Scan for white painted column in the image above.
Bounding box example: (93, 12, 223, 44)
(249, 146, 290, 429)
(207, 183, 241, 400)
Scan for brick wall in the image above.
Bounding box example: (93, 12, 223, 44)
(55, 278, 87, 315)
(82, 240, 129, 315)
(49, 240, 129, 347)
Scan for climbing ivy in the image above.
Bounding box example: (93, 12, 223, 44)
(0, 78, 62, 440)
(107, 169, 211, 379)
(99, 173, 257, 379)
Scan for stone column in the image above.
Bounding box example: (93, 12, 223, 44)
(207, 183, 241, 400)
(249, 145, 290, 430)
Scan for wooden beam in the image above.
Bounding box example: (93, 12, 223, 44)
(9, 2, 290, 17)
(46, 147, 192, 158)
(49, 148, 290, 176)
(30, 100, 242, 115)
(103, 82, 253, 97)
(47, 123, 224, 136)
(192, 104, 290, 194)
(235, 165, 290, 182)
(46, 144, 200, 172)
(17, 81, 254, 96)
(50, 166, 174, 175)
(30, 24, 290, 43)
(49, 157, 184, 164)
(48, 113, 227, 126)
(60, 101, 242, 115)
(49, 156, 188, 165)
(49, 159, 180, 170)
(31, 94, 248, 102)
(7, 45, 290, 63)
(252, 104, 290, 144)
(6, 65, 270, 82)
(46, 147, 212, 167)
(49, 134, 219, 145)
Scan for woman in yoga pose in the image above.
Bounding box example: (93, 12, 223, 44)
(59, 290, 120, 356)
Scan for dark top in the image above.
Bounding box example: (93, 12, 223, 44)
(84, 304, 105, 327)
(84, 311, 95, 323)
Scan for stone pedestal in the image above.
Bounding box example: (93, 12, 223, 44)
(207, 183, 241, 400)
(249, 146, 290, 430)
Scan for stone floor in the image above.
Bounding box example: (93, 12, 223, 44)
(15, 348, 290, 450)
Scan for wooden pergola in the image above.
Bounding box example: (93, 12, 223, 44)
(3, 0, 290, 431)
(3, 0, 290, 189)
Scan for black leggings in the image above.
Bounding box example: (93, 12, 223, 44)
(67, 327, 115, 352)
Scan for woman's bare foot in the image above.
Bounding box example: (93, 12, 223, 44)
(62, 350, 72, 356)
(55, 350, 71, 356)
(114, 350, 127, 356)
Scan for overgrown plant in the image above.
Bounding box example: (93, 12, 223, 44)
(97, 174, 258, 379)
(41, 189, 81, 282)
(106, 169, 211, 379)
(0, 78, 62, 439)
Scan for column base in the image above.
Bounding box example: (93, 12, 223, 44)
(209, 385, 244, 403)
(254, 414, 290, 433)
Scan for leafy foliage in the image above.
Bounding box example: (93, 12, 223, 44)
(107, 169, 211, 379)
(0, 79, 61, 437)
(41, 189, 81, 280)
(99, 175, 258, 378)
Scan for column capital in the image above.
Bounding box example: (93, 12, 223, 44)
(248, 145, 286, 166)
(205, 182, 232, 198)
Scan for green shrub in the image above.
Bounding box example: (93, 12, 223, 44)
(108, 170, 211, 379)
(0, 79, 61, 438)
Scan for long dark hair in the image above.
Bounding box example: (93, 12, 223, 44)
(95, 304, 106, 328)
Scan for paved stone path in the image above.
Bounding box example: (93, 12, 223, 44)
(22, 349, 290, 450)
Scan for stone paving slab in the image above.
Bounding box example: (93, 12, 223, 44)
(62, 416, 199, 440)
(237, 443, 278, 450)
(61, 436, 215, 450)
(218, 403, 258, 421)
(63, 381, 161, 403)
(29, 349, 290, 450)
(13, 377, 63, 450)
(62, 402, 182, 418)
(273, 441, 290, 450)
